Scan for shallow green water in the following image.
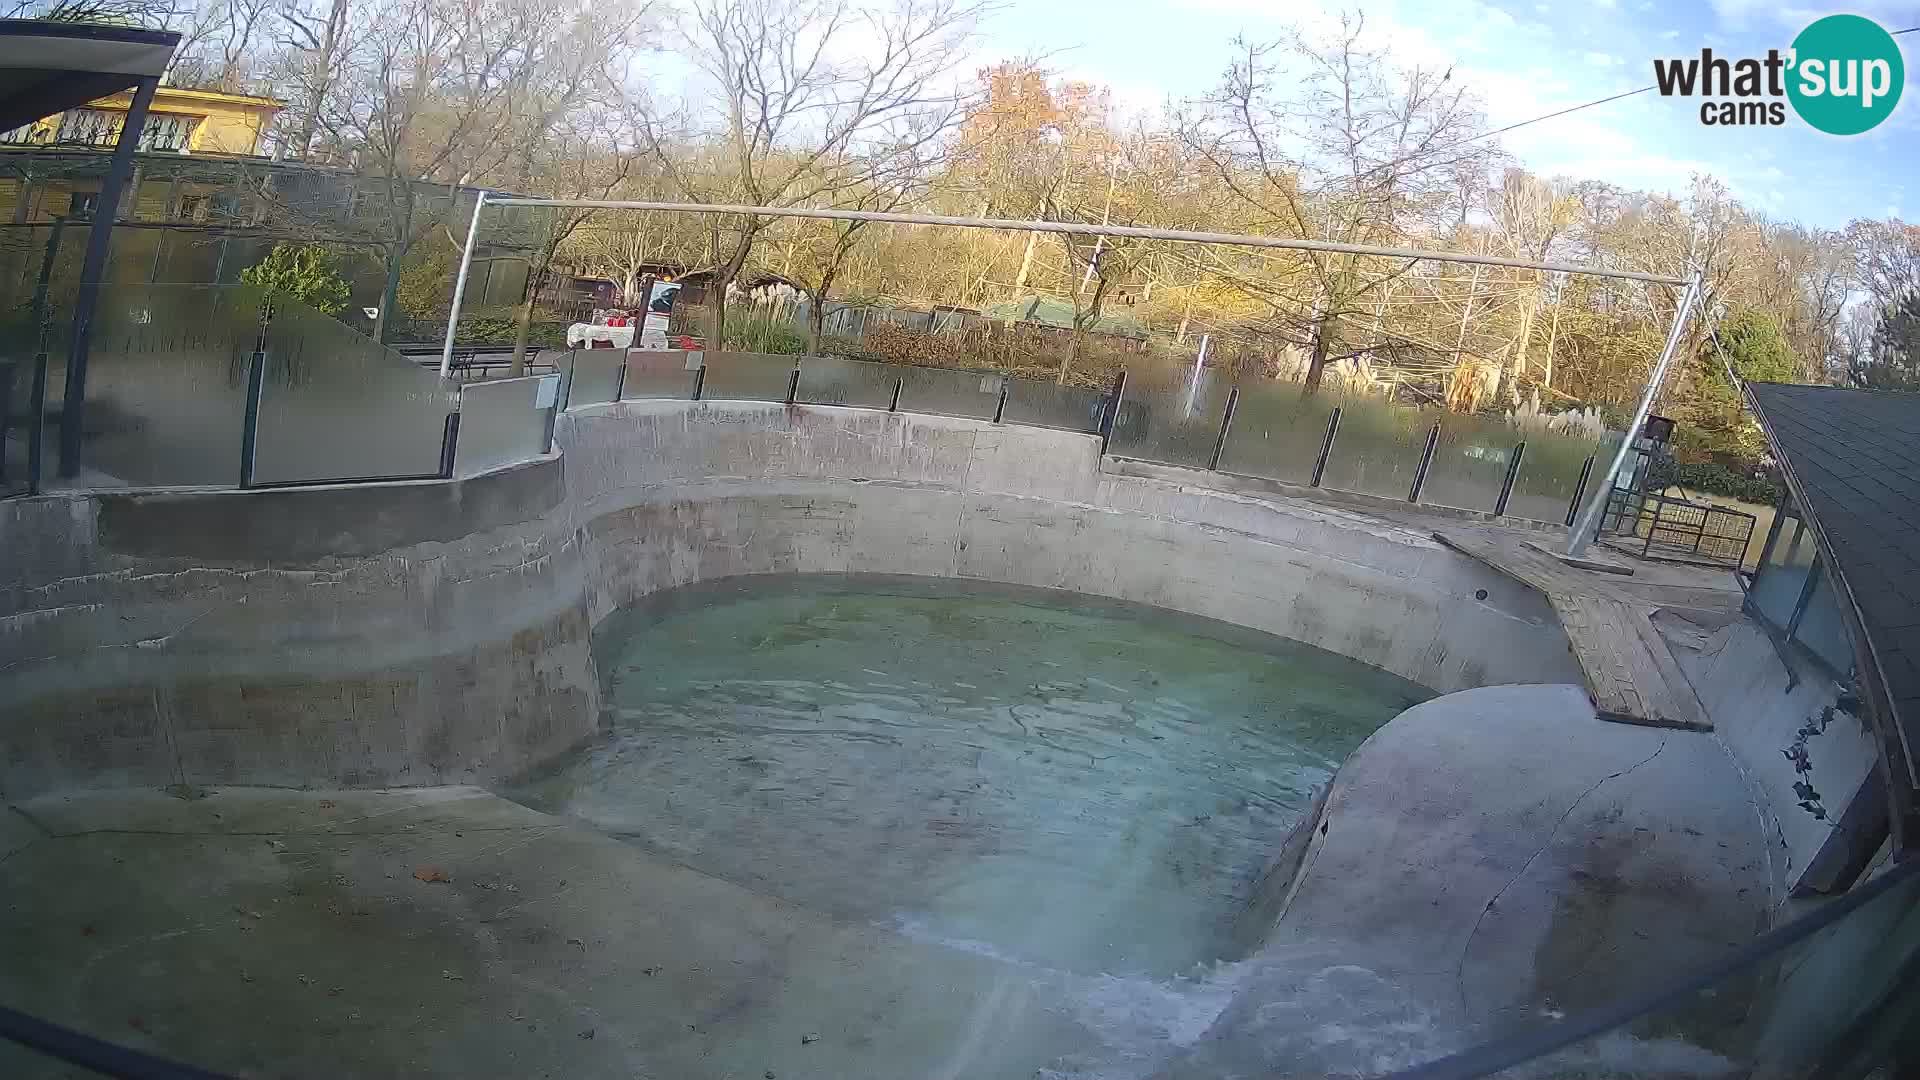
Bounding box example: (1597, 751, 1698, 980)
(518, 574, 1430, 977)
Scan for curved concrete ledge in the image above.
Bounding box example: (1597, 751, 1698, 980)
(1163, 684, 1773, 1074)
(1, 399, 1585, 797)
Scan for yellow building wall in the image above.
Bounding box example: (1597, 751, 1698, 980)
(45, 88, 282, 156)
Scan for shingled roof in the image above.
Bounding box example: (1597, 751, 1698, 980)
(1744, 382, 1920, 796)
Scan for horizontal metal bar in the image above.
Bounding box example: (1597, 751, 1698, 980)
(239, 471, 449, 490)
(480, 198, 1689, 286)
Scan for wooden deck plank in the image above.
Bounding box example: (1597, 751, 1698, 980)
(1432, 527, 1717, 730)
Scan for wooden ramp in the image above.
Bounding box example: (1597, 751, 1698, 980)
(1431, 527, 1723, 731)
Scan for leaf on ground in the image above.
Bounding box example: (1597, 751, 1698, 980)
(413, 866, 452, 883)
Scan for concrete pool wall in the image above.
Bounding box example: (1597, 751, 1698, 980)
(1, 399, 1585, 798)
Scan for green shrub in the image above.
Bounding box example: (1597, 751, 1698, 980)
(1649, 459, 1779, 505)
(723, 313, 805, 355)
(240, 244, 352, 316)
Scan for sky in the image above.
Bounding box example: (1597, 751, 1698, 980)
(977, 0, 1920, 230)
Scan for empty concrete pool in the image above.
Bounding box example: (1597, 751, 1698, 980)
(3, 401, 1795, 1078)
(515, 575, 1432, 978)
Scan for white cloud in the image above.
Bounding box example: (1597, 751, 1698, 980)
(1583, 51, 1621, 67)
(1659, 29, 1681, 41)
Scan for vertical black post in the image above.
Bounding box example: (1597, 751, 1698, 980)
(1310, 406, 1342, 488)
(238, 348, 267, 487)
(888, 376, 903, 412)
(613, 351, 629, 402)
(558, 347, 578, 411)
(1208, 385, 1239, 471)
(59, 76, 157, 479)
(1566, 455, 1596, 528)
(992, 376, 1009, 423)
(439, 411, 461, 478)
(1754, 490, 1791, 571)
(1097, 369, 1127, 452)
(691, 364, 707, 401)
(1494, 441, 1526, 517)
(237, 298, 272, 488)
(786, 365, 801, 406)
(1408, 421, 1441, 503)
(24, 217, 65, 495)
(1785, 552, 1823, 641)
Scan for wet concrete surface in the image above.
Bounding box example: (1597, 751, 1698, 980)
(0, 593, 1777, 1078)
(513, 575, 1430, 977)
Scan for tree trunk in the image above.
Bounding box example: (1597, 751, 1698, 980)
(708, 268, 728, 351)
(1302, 312, 1334, 397)
(1497, 284, 1540, 405)
(1542, 298, 1563, 389)
(1014, 230, 1038, 291)
(1060, 275, 1110, 385)
(376, 243, 402, 345)
(295, 0, 351, 160)
(807, 289, 825, 355)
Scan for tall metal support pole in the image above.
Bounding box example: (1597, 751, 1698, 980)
(440, 191, 488, 378)
(1567, 273, 1701, 557)
(59, 76, 157, 479)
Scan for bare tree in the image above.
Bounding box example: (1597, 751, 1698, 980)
(1181, 13, 1498, 395)
(649, 0, 987, 348)
(275, 0, 352, 160)
(5, 0, 183, 26)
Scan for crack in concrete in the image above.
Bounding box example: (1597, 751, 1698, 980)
(1452, 737, 1670, 1020)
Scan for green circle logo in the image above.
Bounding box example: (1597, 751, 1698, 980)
(1787, 14, 1904, 135)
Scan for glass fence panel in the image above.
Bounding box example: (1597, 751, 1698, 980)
(1421, 412, 1524, 513)
(699, 350, 797, 402)
(455, 374, 557, 478)
(1399, 862, 1920, 1080)
(1316, 394, 1431, 501)
(796, 355, 899, 409)
(621, 349, 699, 400)
(1107, 366, 1232, 468)
(563, 347, 626, 407)
(1216, 380, 1337, 484)
(1750, 516, 1815, 630)
(1507, 431, 1613, 526)
(47, 283, 262, 488)
(895, 364, 1004, 421)
(0, 311, 36, 496)
(1792, 572, 1854, 674)
(1002, 376, 1104, 432)
(252, 296, 457, 485)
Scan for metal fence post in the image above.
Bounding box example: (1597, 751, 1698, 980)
(1566, 456, 1596, 528)
(60, 76, 156, 480)
(237, 297, 273, 488)
(1311, 406, 1342, 487)
(613, 351, 629, 402)
(438, 411, 461, 479)
(1097, 369, 1127, 452)
(559, 347, 578, 412)
(888, 377, 903, 412)
(1494, 441, 1526, 517)
(786, 365, 802, 406)
(1408, 421, 1442, 503)
(691, 364, 707, 401)
(992, 376, 1009, 423)
(24, 217, 66, 495)
(1208, 385, 1239, 470)
(238, 347, 267, 487)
